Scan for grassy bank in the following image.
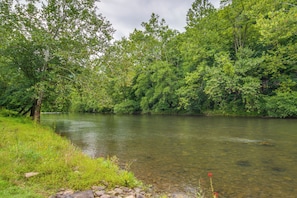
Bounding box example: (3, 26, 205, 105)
(0, 115, 141, 197)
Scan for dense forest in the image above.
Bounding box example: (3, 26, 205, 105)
(1, 0, 297, 120)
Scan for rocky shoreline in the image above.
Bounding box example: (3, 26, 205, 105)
(50, 186, 193, 198)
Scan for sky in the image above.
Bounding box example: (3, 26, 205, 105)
(98, 0, 221, 40)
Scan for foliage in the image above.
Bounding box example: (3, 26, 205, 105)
(176, 63, 207, 113)
(114, 100, 140, 114)
(204, 48, 263, 113)
(186, 0, 215, 28)
(1, 0, 296, 118)
(265, 92, 297, 118)
(0, 115, 141, 197)
(0, 0, 113, 121)
(0, 108, 19, 117)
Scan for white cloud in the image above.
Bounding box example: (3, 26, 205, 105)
(98, 0, 221, 40)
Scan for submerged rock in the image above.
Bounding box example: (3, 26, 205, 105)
(271, 167, 286, 172)
(236, 160, 251, 167)
(258, 141, 274, 146)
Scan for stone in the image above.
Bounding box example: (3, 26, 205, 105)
(171, 193, 189, 198)
(122, 187, 132, 193)
(52, 189, 74, 198)
(124, 195, 135, 198)
(63, 190, 75, 195)
(136, 194, 145, 198)
(100, 195, 111, 198)
(61, 195, 73, 198)
(236, 160, 251, 167)
(114, 187, 123, 194)
(94, 190, 105, 197)
(92, 186, 106, 191)
(134, 188, 142, 193)
(107, 190, 116, 195)
(25, 172, 39, 178)
(71, 190, 94, 198)
(52, 185, 184, 198)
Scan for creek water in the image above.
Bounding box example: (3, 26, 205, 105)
(41, 114, 297, 198)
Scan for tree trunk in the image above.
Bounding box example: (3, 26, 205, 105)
(32, 91, 43, 123)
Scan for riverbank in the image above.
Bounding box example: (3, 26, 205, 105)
(0, 114, 205, 198)
(0, 115, 143, 197)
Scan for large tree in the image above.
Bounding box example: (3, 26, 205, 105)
(0, 0, 113, 121)
(186, 0, 215, 28)
(255, 1, 297, 117)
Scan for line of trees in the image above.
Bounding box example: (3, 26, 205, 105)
(1, 0, 297, 120)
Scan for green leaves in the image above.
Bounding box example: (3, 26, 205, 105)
(265, 92, 297, 118)
(177, 64, 207, 112)
(186, 0, 215, 27)
(256, 2, 297, 98)
(257, 7, 297, 44)
(204, 48, 263, 112)
(0, 0, 113, 119)
(96, 0, 295, 117)
(1, 0, 295, 118)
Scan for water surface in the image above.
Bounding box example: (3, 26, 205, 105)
(42, 114, 297, 197)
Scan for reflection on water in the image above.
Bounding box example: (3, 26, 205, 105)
(42, 114, 297, 198)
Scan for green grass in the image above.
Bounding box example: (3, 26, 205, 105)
(0, 178, 42, 198)
(0, 115, 142, 197)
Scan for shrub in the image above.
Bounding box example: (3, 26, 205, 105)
(265, 91, 297, 118)
(0, 108, 19, 117)
(114, 100, 140, 114)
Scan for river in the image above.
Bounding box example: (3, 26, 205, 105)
(41, 114, 297, 198)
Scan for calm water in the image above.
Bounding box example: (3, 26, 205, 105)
(42, 114, 297, 198)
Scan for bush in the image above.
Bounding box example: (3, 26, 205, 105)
(265, 91, 297, 118)
(114, 100, 140, 114)
(0, 108, 19, 117)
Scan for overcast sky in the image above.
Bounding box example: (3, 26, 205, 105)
(98, 0, 221, 40)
